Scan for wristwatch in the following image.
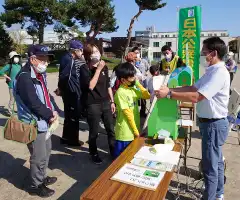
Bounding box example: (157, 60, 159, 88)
(167, 91, 172, 99)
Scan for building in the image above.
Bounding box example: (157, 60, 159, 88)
(135, 27, 229, 62)
(229, 37, 240, 63)
(8, 29, 79, 45)
(111, 37, 149, 58)
(111, 37, 137, 58)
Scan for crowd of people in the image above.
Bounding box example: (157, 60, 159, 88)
(0, 36, 238, 199)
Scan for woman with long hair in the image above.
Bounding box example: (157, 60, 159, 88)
(80, 44, 115, 164)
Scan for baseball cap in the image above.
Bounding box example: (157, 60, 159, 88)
(28, 45, 54, 57)
(69, 40, 83, 50)
(9, 51, 20, 59)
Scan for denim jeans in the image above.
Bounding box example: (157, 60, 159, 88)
(199, 118, 228, 200)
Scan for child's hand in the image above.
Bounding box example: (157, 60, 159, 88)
(135, 80, 141, 87)
(134, 133, 140, 138)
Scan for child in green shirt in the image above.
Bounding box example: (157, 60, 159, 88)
(114, 62, 150, 157)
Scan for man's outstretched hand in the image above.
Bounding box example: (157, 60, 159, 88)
(155, 85, 169, 99)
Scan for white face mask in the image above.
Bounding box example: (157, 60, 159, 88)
(226, 55, 231, 60)
(90, 52, 101, 61)
(136, 53, 140, 59)
(204, 52, 213, 67)
(34, 63, 48, 73)
(13, 57, 20, 63)
(165, 53, 172, 62)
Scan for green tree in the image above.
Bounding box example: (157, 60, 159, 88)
(0, 22, 13, 60)
(53, 22, 85, 43)
(1, 0, 71, 44)
(10, 30, 28, 55)
(26, 25, 38, 44)
(124, 0, 167, 56)
(68, 0, 118, 41)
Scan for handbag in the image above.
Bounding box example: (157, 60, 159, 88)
(4, 114, 37, 144)
(3, 72, 38, 144)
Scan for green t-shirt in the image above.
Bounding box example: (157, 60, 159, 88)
(114, 85, 142, 141)
(0, 64, 22, 88)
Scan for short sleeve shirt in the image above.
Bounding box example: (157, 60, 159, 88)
(194, 62, 230, 119)
(114, 85, 142, 141)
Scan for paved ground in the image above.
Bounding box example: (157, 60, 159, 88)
(0, 71, 240, 200)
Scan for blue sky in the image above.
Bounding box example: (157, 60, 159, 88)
(0, 0, 239, 38)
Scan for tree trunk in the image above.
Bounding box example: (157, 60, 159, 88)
(86, 24, 95, 42)
(38, 23, 45, 44)
(92, 24, 102, 39)
(123, 8, 143, 57)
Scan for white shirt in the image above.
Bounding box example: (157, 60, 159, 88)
(147, 77, 154, 103)
(194, 61, 230, 119)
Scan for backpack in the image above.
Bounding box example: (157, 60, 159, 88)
(112, 78, 120, 94)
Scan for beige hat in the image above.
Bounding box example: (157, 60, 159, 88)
(227, 52, 234, 56)
(9, 51, 20, 59)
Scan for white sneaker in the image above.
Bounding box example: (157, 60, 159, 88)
(216, 194, 224, 200)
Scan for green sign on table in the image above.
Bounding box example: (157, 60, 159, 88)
(178, 6, 202, 81)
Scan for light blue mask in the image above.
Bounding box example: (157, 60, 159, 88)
(135, 61, 140, 67)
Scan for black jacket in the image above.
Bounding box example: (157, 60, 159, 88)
(80, 64, 110, 105)
(15, 63, 53, 122)
(58, 52, 85, 97)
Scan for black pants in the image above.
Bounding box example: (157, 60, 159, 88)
(62, 91, 80, 142)
(230, 72, 234, 85)
(140, 99, 146, 115)
(87, 101, 115, 156)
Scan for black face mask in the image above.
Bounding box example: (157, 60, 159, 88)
(128, 80, 136, 87)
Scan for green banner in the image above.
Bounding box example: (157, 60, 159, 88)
(178, 6, 202, 81)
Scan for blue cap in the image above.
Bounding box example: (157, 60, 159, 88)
(28, 45, 54, 57)
(69, 40, 83, 50)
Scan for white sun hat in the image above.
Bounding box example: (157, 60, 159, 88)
(9, 51, 20, 59)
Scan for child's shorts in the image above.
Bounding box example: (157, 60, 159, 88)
(114, 140, 132, 158)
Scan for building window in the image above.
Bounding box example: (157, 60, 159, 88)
(221, 33, 226, 36)
(214, 33, 217, 36)
(165, 35, 168, 37)
(208, 33, 213, 37)
(173, 34, 176, 37)
(161, 35, 164, 38)
(166, 42, 172, 47)
(153, 52, 161, 58)
(201, 34, 204, 37)
(153, 42, 159, 47)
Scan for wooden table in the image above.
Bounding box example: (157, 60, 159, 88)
(80, 138, 182, 200)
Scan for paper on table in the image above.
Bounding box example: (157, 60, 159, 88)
(134, 146, 180, 165)
(153, 143, 174, 153)
(111, 163, 165, 191)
